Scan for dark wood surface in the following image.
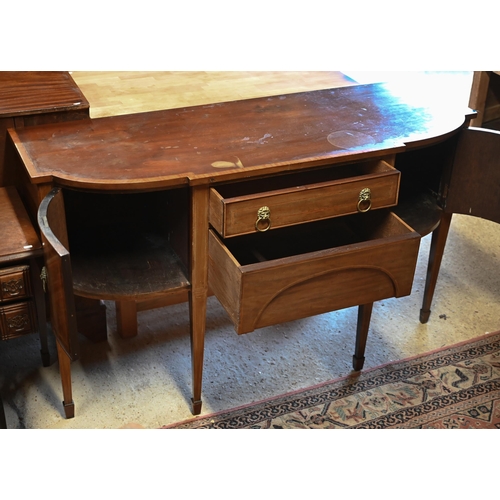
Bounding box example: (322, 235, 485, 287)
(444, 127, 500, 223)
(1, 72, 90, 188)
(0, 72, 89, 118)
(0, 186, 42, 263)
(9, 83, 474, 190)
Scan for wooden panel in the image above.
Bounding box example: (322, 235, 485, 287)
(210, 160, 399, 237)
(0, 72, 90, 187)
(444, 127, 500, 224)
(0, 116, 14, 186)
(209, 212, 420, 334)
(37, 188, 79, 360)
(0, 72, 89, 118)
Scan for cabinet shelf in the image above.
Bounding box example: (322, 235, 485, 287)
(64, 188, 190, 302)
(393, 187, 442, 237)
(70, 231, 189, 301)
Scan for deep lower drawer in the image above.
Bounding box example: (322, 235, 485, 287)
(0, 300, 37, 340)
(209, 159, 400, 238)
(209, 211, 420, 334)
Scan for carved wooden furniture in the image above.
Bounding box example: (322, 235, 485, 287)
(9, 80, 492, 419)
(0, 186, 49, 365)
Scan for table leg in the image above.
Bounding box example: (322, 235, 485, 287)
(56, 341, 75, 418)
(420, 212, 452, 323)
(353, 302, 373, 371)
(116, 300, 138, 338)
(189, 186, 209, 415)
(0, 394, 6, 429)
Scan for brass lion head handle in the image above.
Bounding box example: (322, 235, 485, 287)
(255, 206, 271, 232)
(357, 188, 372, 213)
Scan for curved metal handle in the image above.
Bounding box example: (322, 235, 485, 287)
(255, 206, 271, 232)
(357, 187, 372, 213)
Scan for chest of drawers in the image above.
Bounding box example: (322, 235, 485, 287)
(0, 186, 48, 365)
(0, 264, 37, 340)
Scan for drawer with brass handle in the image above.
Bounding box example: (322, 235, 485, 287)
(209, 159, 400, 238)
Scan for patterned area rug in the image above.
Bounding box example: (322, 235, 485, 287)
(166, 331, 500, 429)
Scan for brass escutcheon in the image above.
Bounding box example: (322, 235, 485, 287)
(40, 266, 48, 292)
(255, 206, 271, 232)
(357, 187, 372, 212)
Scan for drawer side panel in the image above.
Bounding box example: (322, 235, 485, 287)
(208, 230, 243, 327)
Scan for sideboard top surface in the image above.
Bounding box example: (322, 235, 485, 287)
(10, 82, 474, 190)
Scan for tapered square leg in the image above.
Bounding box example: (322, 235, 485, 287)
(353, 303, 374, 371)
(56, 341, 75, 419)
(420, 213, 452, 323)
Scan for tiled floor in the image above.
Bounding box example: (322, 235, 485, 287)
(1, 72, 499, 429)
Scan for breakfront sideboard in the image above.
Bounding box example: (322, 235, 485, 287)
(6, 80, 500, 418)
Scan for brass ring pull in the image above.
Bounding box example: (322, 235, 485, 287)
(255, 206, 271, 232)
(357, 188, 372, 213)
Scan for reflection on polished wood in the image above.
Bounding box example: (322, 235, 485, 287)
(70, 71, 356, 118)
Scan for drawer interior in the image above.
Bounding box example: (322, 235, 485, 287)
(213, 159, 394, 199)
(223, 211, 412, 266)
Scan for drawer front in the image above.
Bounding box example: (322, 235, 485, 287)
(210, 160, 400, 238)
(0, 265, 31, 303)
(0, 301, 37, 340)
(209, 212, 420, 334)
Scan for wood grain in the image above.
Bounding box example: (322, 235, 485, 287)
(71, 71, 356, 118)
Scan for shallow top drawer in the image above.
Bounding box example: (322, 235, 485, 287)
(209, 159, 400, 238)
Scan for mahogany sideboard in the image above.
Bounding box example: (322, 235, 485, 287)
(6, 80, 500, 418)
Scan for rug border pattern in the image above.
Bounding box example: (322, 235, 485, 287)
(166, 332, 500, 429)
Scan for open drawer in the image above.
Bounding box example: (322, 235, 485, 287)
(209, 159, 400, 238)
(209, 211, 420, 334)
